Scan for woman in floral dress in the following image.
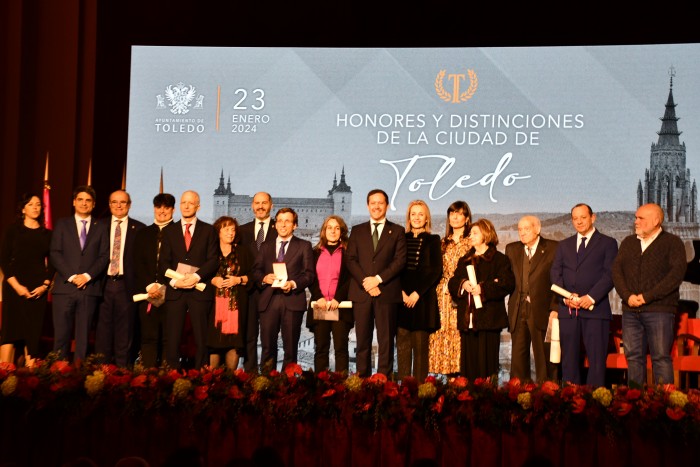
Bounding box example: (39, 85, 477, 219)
(428, 200, 472, 377)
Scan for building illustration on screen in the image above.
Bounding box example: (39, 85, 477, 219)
(212, 168, 353, 235)
(637, 72, 699, 239)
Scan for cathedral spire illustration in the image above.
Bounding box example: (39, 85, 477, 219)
(638, 68, 698, 237)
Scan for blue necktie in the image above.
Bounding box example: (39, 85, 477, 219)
(80, 220, 88, 250)
(277, 240, 288, 262)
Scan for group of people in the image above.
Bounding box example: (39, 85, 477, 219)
(0, 184, 688, 388)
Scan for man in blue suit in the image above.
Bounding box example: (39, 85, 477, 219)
(252, 207, 314, 369)
(550, 203, 618, 387)
(50, 185, 110, 362)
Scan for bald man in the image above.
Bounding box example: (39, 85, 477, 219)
(159, 191, 218, 369)
(612, 203, 687, 386)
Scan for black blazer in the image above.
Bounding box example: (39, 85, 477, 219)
(505, 237, 559, 332)
(158, 219, 219, 301)
(50, 216, 110, 297)
(109, 217, 145, 296)
(346, 220, 407, 304)
(133, 220, 175, 294)
(251, 235, 315, 312)
(306, 245, 353, 328)
(398, 232, 442, 332)
(239, 219, 277, 291)
(448, 246, 515, 331)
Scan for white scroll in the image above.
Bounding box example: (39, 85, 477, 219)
(549, 318, 561, 363)
(550, 284, 593, 310)
(165, 268, 206, 292)
(466, 264, 483, 309)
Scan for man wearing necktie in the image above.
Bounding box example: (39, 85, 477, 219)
(551, 203, 618, 387)
(252, 207, 314, 369)
(505, 215, 559, 383)
(159, 191, 218, 369)
(239, 192, 277, 371)
(133, 193, 176, 367)
(50, 185, 110, 362)
(94, 190, 144, 367)
(346, 189, 407, 377)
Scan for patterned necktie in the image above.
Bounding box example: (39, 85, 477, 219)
(184, 223, 192, 251)
(372, 223, 380, 250)
(80, 220, 88, 250)
(526, 246, 532, 262)
(109, 220, 122, 275)
(256, 221, 264, 250)
(277, 240, 288, 262)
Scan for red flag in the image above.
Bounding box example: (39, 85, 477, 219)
(43, 152, 52, 230)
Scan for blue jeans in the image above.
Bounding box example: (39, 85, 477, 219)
(622, 311, 674, 386)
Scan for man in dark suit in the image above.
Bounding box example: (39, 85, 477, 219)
(252, 207, 314, 369)
(505, 215, 558, 383)
(159, 190, 218, 369)
(346, 189, 407, 377)
(50, 185, 110, 362)
(238, 192, 277, 372)
(132, 192, 176, 368)
(95, 190, 145, 367)
(551, 203, 618, 387)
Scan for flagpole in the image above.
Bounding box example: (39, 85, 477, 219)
(159, 167, 164, 194)
(43, 152, 52, 230)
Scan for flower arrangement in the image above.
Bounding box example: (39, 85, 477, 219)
(1, 356, 699, 442)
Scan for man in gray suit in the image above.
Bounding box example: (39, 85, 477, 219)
(505, 215, 559, 383)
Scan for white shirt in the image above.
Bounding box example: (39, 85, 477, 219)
(370, 218, 386, 238)
(524, 236, 540, 258)
(74, 214, 91, 236)
(577, 227, 596, 251)
(638, 227, 662, 253)
(255, 217, 272, 241)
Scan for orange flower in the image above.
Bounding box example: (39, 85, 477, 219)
(613, 402, 632, 417)
(369, 373, 388, 384)
(457, 390, 473, 401)
(228, 385, 244, 399)
(625, 389, 641, 401)
(321, 389, 336, 398)
(384, 381, 399, 398)
(194, 385, 208, 401)
(284, 363, 303, 378)
(130, 374, 147, 388)
(540, 381, 560, 396)
(451, 376, 468, 388)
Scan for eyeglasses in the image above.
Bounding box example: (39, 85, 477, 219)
(110, 201, 129, 206)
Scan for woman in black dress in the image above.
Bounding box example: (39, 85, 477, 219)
(306, 215, 353, 373)
(207, 216, 252, 370)
(397, 200, 442, 381)
(448, 218, 514, 381)
(0, 193, 54, 367)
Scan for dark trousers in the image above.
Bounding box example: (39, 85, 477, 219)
(354, 298, 398, 377)
(313, 320, 352, 373)
(510, 300, 558, 383)
(243, 289, 261, 372)
(460, 329, 501, 381)
(560, 315, 610, 387)
(138, 301, 167, 368)
(95, 278, 134, 367)
(52, 293, 99, 362)
(396, 328, 429, 381)
(164, 294, 211, 369)
(258, 294, 304, 369)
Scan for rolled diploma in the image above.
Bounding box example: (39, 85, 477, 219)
(133, 293, 149, 302)
(311, 300, 353, 308)
(466, 264, 483, 309)
(165, 269, 206, 292)
(550, 284, 593, 310)
(550, 318, 561, 363)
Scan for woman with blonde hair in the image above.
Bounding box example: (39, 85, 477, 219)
(397, 200, 442, 381)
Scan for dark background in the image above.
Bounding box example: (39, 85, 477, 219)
(2, 0, 699, 229)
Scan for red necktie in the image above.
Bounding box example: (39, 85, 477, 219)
(185, 223, 192, 251)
